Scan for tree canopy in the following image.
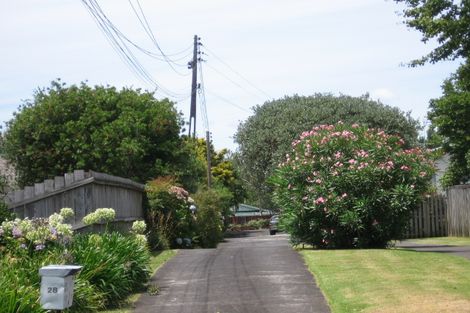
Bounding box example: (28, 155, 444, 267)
(234, 94, 420, 208)
(3, 80, 198, 187)
(396, 0, 470, 186)
(395, 0, 469, 66)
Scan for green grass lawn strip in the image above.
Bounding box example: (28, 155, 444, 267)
(100, 249, 177, 313)
(301, 248, 470, 313)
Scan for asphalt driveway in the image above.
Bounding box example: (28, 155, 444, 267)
(397, 241, 470, 261)
(134, 230, 330, 313)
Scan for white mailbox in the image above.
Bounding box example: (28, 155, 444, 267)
(39, 265, 82, 310)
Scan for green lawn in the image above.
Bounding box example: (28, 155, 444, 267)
(404, 236, 470, 246)
(100, 249, 177, 313)
(301, 248, 470, 313)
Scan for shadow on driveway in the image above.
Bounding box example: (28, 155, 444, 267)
(396, 241, 470, 261)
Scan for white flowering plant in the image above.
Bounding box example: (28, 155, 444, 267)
(131, 220, 147, 235)
(82, 208, 116, 225)
(271, 122, 435, 248)
(0, 208, 74, 255)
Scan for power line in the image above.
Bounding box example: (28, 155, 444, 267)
(198, 62, 209, 132)
(206, 90, 251, 114)
(127, 0, 190, 76)
(203, 45, 272, 99)
(81, 0, 189, 98)
(205, 63, 266, 101)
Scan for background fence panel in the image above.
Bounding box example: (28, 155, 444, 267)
(405, 194, 447, 238)
(447, 185, 470, 237)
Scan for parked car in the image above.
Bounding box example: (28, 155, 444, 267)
(269, 215, 279, 235)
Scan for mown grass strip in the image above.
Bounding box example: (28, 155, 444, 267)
(300, 248, 470, 313)
(100, 249, 177, 313)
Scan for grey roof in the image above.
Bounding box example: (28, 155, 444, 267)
(234, 204, 273, 217)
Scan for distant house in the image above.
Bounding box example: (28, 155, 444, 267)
(231, 204, 274, 224)
(432, 153, 450, 194)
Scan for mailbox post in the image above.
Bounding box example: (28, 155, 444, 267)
(39, 265, 82, 310)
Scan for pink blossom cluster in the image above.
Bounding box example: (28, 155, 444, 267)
(169, 186, 189, 200)
(315, 197, 326, 205)
(356, 149, 369, 158)
(378, 160, 395, 171)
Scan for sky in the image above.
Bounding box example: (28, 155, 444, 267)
(0, 0, 461, 151)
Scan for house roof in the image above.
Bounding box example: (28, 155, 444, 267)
(234, 204, 273, 217)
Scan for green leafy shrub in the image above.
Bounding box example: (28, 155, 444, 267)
(71, 232, 150, 305)
(0, 246, 104, 313)
(271, 123, 434, 248)
(0, 208, 150, 312)
(193, 187, 227, 248)
(245, 219, 269, 229)
(145, 177, 196, 248)
(0, 202, 13, 225)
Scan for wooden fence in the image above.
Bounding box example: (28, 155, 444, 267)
(405, 194, 447, 238)
(447, 185, 470, 237)
(5, 170, 145, 230)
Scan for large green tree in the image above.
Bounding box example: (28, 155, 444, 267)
(395, 0, 470, 186)
(3, 80, 199, 187)
(395, 0, 469, 66)
(234, 94, 420, 208)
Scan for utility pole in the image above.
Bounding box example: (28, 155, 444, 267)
(188, 35, 200, 138)
(206, 131, 212, 188)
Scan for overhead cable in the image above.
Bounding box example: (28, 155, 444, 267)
(81, 0, 189, 98)
(203, 45, 272, 99)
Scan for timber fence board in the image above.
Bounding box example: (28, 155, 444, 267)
(447, 185, 470, 237)
(406, 194, 447, 238)
(6, 170, 145, 230)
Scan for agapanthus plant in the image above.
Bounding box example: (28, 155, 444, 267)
(271, 122, 435, 248)
(0, 208, 74, 255)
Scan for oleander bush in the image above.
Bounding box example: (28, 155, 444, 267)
(271, 123, 435, 248)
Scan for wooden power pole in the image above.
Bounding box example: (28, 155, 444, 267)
(188, 35, 199, 138)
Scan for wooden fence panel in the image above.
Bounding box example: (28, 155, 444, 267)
(405, 194, 448, 239)
(447, 185, 470, 237)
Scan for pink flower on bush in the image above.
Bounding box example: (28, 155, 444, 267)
(334, 161, 343, 168)
(358, 162, 369, 170)
(356, 150, 369, 158)
(348, 159, 357, 165)
(400, 165, 411, 171)
(315, 179, 322, 184)
(419, 171, 427, 177)
(169, 186, 189, 200)
(315, 197, 326, 205)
